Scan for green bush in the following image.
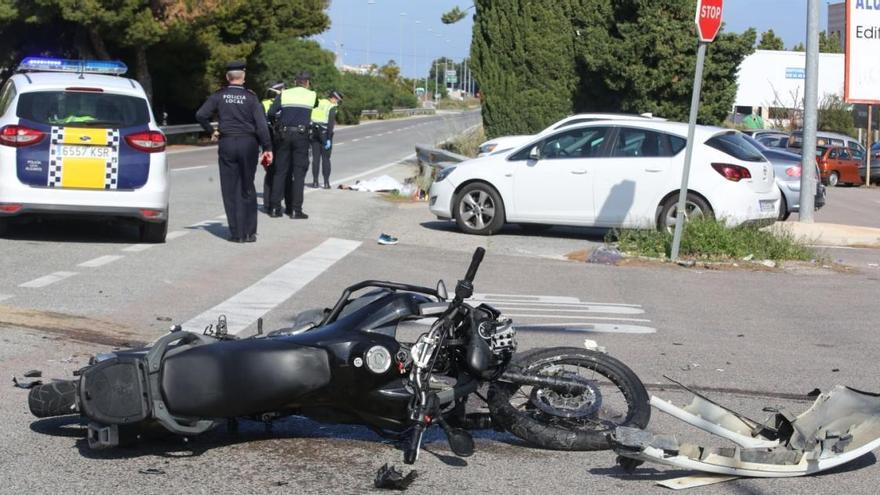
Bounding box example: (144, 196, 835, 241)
(612, 218, 815, 262)
(440, 126, 486, 158)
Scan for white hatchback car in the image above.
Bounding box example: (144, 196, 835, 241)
(430, 121, 780, 235)
(477, 113, 665, 157)
(0, 58, 169, 242)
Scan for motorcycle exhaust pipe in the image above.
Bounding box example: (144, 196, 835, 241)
(499, 371, 590, 394)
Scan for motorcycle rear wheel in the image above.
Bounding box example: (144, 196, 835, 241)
(29, 380, 78, 418)
(488, 347, 650, 451)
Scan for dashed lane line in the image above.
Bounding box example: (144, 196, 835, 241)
(122, 244, 156, 253)
(166, 230, 190, 241)
(77, 255, 124, 268)
(182, 237, 362, 335)
(0, 294, 13, 303)
(19, 271, 78, 288)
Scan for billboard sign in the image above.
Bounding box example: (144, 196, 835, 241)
(845, 0, 880, 103)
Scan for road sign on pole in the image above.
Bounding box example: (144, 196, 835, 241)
(670, 0, 723, 261)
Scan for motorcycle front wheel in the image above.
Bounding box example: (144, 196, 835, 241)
(488, 347, 650, 451)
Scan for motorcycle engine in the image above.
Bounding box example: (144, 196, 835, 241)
(478, 318, 516, 355)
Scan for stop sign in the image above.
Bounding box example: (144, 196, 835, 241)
(695, 0, 724, 43)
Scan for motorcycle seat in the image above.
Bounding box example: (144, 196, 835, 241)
(161, 338, 331, 418)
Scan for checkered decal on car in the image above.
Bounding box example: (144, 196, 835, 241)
(104, 130, 120, 189)
(48, 128, 64, 188)
(46, 127, 121, 189)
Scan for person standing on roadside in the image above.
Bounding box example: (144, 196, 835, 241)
(266, 71, 317, 219)
(261, 82, 284, 210)
(309, 90, 343, 189)
(196, 61, 272, 243)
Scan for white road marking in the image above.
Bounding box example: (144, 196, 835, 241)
(166, 230, 190, 241)
(77, 255, 124, 268)
(471, 293, 642, 307)
(215, 214, 227, 220)
(351, 138, 361, 142)
(515, 323, 657, 335)
(492, 305, 644, 315)
(166, 146, 217, 155)
(19, 271, 78, 288)
(503, 314, 651, 323)
(182, 238, 362, 335)
(363, 135, 372, 139)
(172, 165, 210, 172)
(0, 294, 13, 303)
(122, 244, 156, 253)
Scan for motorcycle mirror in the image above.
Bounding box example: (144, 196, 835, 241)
(436, 280, 448, 300)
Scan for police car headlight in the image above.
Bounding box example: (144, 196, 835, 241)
(436, 166, 457, 183)
(365, 346, 392, 374)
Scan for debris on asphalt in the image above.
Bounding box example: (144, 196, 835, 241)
(807, 388, 822, 397)
(377, 233, 399, 245)
(138, 468, 165, 475)
(12, 376, 43, 389)
(759, 260, 776, 268)
(656, 474, 739, 490)
(679, 363, 700, 371)
(676, 260, 696, 268)
(156, 316, 172, 322)
(583, 339, 607, 353)
(23, 370, 42, 378)
(612, 384, 880, 479)
(374, 463, 417, 490)
(832, 368, 840, 372)
(272, 481, 289, 487)
(587, 246, 623, 265)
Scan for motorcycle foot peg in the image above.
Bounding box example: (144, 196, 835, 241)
(444, 427, 475, 457)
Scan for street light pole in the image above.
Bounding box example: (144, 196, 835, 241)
(798, 0, 819, 222)
(413, 20, 420, 95)
(366, 0, 376, 72)
(399, 12, 407, 75)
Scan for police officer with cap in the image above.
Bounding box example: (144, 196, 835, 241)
(309, 90, 343, 189)
(196, 60, 272, 242)
(266, 71, 317, 219)
(262, 81, 284, 209)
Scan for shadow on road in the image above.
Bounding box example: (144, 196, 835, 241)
(419, 220, 609, 242)
(0, 217, 139, 244)
(29, 414, 522, 460)
(185, 220, 229, 241)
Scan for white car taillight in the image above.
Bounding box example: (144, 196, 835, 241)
(711, 163, 752, 182)
(0, 125, 45, 148)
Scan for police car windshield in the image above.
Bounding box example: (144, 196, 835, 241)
(17, 91, 150, 128)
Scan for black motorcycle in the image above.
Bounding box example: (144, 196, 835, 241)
(28, 248, 650, 463)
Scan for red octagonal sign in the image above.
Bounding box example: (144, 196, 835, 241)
(695, 0, 724, 43)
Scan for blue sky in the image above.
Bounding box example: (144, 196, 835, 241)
(317, 1, 831, 78)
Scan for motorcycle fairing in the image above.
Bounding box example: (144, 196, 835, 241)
(611, 385, 880, 477)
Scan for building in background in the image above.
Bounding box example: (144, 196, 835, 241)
(733, 50, 844, 129)
(827, 1, 845, 50)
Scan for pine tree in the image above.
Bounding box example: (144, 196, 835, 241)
(757, 30, 785, 50)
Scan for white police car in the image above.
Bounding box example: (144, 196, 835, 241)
(0, 58, 169, 242)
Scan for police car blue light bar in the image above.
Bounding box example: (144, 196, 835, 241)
(17, 57, 128, 76)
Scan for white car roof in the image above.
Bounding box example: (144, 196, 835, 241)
(10, 72, 147, 98)
(546, 119, 728, 141)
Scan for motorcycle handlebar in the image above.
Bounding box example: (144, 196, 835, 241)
(463, 248, 485, 284)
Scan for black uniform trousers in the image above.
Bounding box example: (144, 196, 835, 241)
(310, 128, 332, 183)
(271, 128, 311, 213)
(218, 135, 259, 239)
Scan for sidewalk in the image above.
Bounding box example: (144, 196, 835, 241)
(774, 222, 880, 248)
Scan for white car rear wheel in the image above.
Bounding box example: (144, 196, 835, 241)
(657, 193, 713, 233)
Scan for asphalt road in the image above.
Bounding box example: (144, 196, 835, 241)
(3, 114, 880, 494)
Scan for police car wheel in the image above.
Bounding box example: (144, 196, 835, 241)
(0, 218, 8, 237)
(140, 220, 167, 243)
(454, 182, 505, 236)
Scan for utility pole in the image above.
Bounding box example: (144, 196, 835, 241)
(799, 0, 819, 222)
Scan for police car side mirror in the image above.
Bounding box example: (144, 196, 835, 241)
(528, 146, 541, 161)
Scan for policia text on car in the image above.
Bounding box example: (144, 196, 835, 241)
(266, 72, 317, 219)
(196, 61, 272, 243)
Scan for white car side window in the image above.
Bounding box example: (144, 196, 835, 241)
(540, 127, 609, 160)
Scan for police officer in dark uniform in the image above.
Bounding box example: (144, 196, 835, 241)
(196, 61, 272, 242)
(266, 71, 317, 219)
(262, 82, 284, 210)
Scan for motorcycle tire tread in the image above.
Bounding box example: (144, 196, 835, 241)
(487, 347, 650, 451)
(28, 380, 77, 418)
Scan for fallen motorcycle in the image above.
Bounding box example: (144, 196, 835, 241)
(28, 248, 650, 463)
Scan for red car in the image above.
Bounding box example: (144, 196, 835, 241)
(816, 146, 863, 187)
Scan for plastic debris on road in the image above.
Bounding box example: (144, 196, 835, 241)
(374, 463, 417, 490)
(587, 246, 623, 265)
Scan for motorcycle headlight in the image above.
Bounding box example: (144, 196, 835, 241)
(436, 166, 457, 183)
(365, 346, 392, 374)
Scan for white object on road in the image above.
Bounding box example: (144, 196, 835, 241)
(612, 384, 880, 478)
(347, 175, 406, 193)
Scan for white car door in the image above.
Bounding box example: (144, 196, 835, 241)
(592, 127, 686, 228)
(510, 126, 610, 224)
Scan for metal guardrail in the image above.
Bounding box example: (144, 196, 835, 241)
(161, 108, 435, 135)
(415, 144, 470, 170)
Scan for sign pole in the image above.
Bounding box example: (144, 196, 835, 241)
(799, 0, 820, 222)
(868, 105, 873, 187)
(670, 42, 708, 260)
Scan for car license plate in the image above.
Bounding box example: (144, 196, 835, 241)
(759, 200, 775, 212)
(59, 145, 112, 159)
